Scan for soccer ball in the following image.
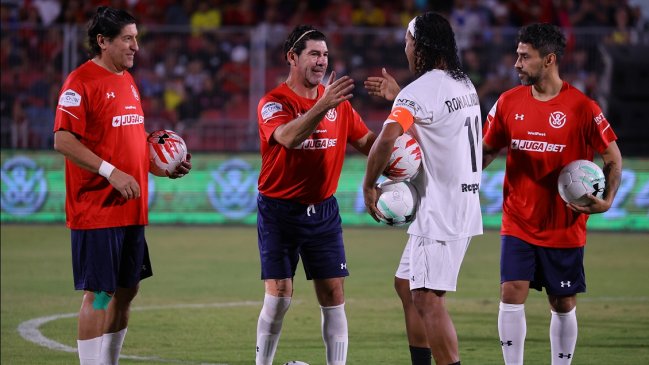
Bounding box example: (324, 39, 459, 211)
(377, 179, 419, 226)
(282, 362, 310, 365)
(147, 129, 187, 177)
(383, 134, 422, 181)
(557, 159, 606, 206)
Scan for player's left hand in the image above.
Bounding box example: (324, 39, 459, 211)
(364, 68, 400, 101)
(567, 193, 611, 214)
(167, 153, 192, 179)
(363, 184, 385, 223)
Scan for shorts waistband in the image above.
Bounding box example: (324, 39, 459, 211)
(258, 193, 335, 208)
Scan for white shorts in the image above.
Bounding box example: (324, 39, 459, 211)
(395, 235, 472, 291)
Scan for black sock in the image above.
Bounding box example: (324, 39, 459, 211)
(409, 345, 432, 365)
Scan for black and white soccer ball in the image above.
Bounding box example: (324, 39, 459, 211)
(557, 159, 606, 206)
(376, 179, 419, 226)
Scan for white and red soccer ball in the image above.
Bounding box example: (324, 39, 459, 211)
(377, 179, 419, 226)
(557, 159, 606, 206)
(383, 134, 422, 181)
(147, 129, 187, 177)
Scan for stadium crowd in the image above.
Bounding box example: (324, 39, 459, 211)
(1, 0, 647, 151)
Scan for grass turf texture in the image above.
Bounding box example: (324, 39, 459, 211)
(2, 225, 648, 364)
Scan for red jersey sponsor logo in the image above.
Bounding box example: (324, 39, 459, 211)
(261, 102, 283, 121)
(112, 114, 144, 127)
(58, 89, 81, 107)
(593, 112, 607, 125)
(549, 111, 567, 129)
(511, 139, 566, 152)
(295, 138, 337, 150)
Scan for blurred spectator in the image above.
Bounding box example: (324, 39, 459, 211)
(32, 0, 61, 26)
(352, 0, 387, 26)
(11, 98, 29, 149)
(606, 5, 639, 45)
(184, 59, 210, 95)
(223, 0, 258, 26)
(165, 0, 193, 26)
(216, 42, 250, 96)
(2, 0, 647, 151)
(190, 1, 222, 35)
(571, 0, 609, 27)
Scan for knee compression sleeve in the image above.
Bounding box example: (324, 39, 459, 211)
(92, 291, 113, 310)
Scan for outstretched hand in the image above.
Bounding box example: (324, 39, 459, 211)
(319, 71, 355, 110)
(167, 153, 192, 179)
(364, 68, 400, 101)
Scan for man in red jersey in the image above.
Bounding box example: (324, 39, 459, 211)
(53, 7, 191, 365)
(482, 23, 622, 365)
(254, 25, 375, 365)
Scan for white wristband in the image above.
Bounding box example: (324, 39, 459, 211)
(98, 160, 115, 179)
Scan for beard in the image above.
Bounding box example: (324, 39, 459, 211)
(519, 71, 539, 86)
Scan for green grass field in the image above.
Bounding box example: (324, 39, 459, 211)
(1, 225, 648, 364)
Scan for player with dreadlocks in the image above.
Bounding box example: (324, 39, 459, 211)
(363, 12, 483, 365)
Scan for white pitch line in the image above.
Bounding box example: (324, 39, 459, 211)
(17, 301, 265, 365)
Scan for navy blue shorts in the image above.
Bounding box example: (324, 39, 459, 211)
(257, 194, 348, 280)
(501, 235, 585, 296)
(71, 225, 153, 292)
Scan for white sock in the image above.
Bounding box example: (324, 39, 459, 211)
(100, 328, 127, 365)
(498, 302, 526, 365)
(550, 307, 578, 365)
(78, 337, 102, 365)
(256, 294, 291, 365)
(321, 303, 348, 365)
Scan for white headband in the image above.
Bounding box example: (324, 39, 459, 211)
(291, 29, 316, 51)
(407, 17, 417, 39)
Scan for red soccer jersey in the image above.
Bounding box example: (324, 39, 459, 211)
(483, 82, 617, 248)
(54, 60, 148, 229)
(257, 83, 370, 204)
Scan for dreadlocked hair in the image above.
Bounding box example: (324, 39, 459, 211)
(414, 12, 468, 83)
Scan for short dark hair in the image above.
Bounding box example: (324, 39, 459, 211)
(87, 6, 137, 57)
(517, 23, 566, 62)
(283, 25, 326, 64)
(413, 12, 467, 82)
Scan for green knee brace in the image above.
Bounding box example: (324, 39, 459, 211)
(92, 291, 113, 310)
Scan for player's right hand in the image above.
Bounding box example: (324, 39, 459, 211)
(364, 68, 400, 101)
(363, 183, 385, 223)
(320, 71, 355, 109)
(108, 169, 141, 200)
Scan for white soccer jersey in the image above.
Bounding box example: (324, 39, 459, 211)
(389, 69, 483, 240)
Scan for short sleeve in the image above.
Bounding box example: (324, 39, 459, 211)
(483, 97, 508, 150)
(346, 105, 370, 142)
(257, 96, 293, 143)
(54, 76, 88, 138)
(586, 99, 617, 154)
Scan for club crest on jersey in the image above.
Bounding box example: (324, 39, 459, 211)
(58, 89, 81, 107)
(325, 108, 337, 122)
(130, 85, 139, 100)
(549, 111, 566, 129)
